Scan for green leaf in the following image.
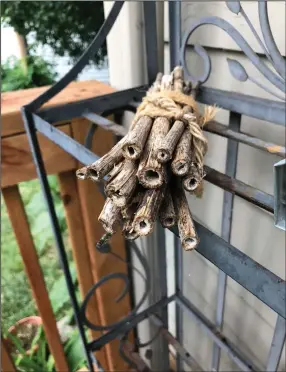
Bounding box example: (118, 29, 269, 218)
(31, 212, 51, 235)
(7, 333, 26, 355)
(64, 330, 86, 372)
(46, 354, 55, 371)
(25, 191, 46, 216)
(49, 263, 77, 313)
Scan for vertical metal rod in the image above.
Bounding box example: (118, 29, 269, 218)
(266, 315, 286, 371)
(169, 2, 183, 370)
(21, 108, 94, 372)
(143, 1, 159, 85)
(175, 235, 184, 372)
(169, 1, 181, 68)
(212, 112, 241, 371)
(143, 4, 169, 370)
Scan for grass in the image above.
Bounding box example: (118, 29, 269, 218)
(1, 175, 73, 333)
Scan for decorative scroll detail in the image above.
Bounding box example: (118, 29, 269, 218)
(180, 0, 285, 101)
(80, 241, 150, 331)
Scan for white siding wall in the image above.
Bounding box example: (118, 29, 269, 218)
(164, 2, 285, 371)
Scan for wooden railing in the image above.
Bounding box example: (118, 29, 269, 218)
(1, 80, 132, 371)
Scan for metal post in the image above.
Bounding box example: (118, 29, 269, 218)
(142, 4, 169, 370)
(266, 315, 286, 371)
(168, 3, 183, 370)
(21, 108, 94, 372)
(212, 111, 241, 371)
(169, 1, 181, 68)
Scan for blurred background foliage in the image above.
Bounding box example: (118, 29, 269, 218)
(1, 1, 106, 64)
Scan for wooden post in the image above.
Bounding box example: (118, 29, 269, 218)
(57, 171, 108, 370)
(72, 118, 133, 371)
(1, 337, 16, 372)
(2, 186, 69, 372)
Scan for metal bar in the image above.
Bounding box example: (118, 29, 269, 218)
(142, 224, 170, 371)
(21, 108, 95, 372)
(39, 86, 147, 123)
(38, 84, 285, 127)
(150, 315, 204, 371)
(212, 112, 241, 371)
(176, 292, 257, 371)
(143, 4, 169, 369)
(31, 113, 285, 317)
(33, 113, 99, 165)
(27, 2, 124, 111)
(204, 165, 274, 213)
(85, 111, 285, 158)
(204, 121, 286, 158)
(88, 295, 176, 352)
(168, 2, 184, 369)
(197, 86, 285, 126)
(169, 1, 181, 69)
(174, 235, 184, 372)
(143, 2, 159, 84)
(266, 316, 286, 371)
(170, 224, 286, 319)
(83, 112, 126, 137)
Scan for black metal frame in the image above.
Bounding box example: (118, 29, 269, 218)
(21, 2, 285, 371)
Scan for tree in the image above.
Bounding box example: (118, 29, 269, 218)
(1, 1, 106, 65)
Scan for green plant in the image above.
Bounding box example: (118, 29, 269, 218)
(7, 325, 87, 372)
(1, 1, 106, 65)
(1, 55, 56, 92)
(1, 175, 72, 332)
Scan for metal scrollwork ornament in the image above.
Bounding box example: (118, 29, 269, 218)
(180, 0, 285, 101)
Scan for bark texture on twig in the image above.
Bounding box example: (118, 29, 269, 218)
(159, 187, 176, 228)
(172, 179, 199, 250)
(171, 129, 192, 176)
(76, 166, 90, 180)
(134, 186, 165, 236)
(106, 162, 124, 182)
(86, 137, 126, 182)
(98, 198, 121, 234)
(122, 116, 153, 160)
(156, 120, 185, 163)
(122, 203, 139, 241)
(105, 160, 138, 207)
(173, 66, 184, 92)
(137, 117, 170, 188)
(183, 163, 205, 192)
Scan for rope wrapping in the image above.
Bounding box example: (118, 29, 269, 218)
(131, 90, 216, 173)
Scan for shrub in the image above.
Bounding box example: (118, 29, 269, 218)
(1, 55, 56, 92)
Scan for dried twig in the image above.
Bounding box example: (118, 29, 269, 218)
(183, 163, 204, 192)
(156, 120, 185, 163)
(172, 179, 199, 250)
(98, 198, 121, 234)
(134, 186, 166, 236)
(105, 160, 138, 207)
(137, 117, 170, 188)
(171, 129, 192, 176)
(159, 187, 176, 228)
(85, 137, 126, 182)
(122, 116, 153, 160)
(106, 162, 124, 182)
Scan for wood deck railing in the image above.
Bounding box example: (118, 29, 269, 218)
(1, 80, 132, 371)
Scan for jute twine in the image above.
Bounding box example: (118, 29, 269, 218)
(131, 90, 217, 170)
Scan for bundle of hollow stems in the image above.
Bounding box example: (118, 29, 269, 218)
(76, 66, 216, 251)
